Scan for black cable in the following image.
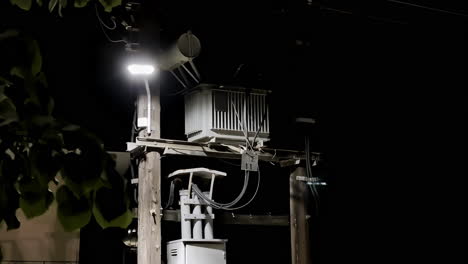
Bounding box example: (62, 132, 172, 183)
(193, 168, 261, 211)
(95, 5, 127, 43)
(95, 4, 117, 30)
(386, 0, 468, 17)
(164, 181, 176, 209)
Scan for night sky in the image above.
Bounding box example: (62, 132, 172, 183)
(0, 1, 465, 264)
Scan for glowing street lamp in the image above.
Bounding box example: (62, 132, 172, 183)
(127, 64, 155, 75)
(127, 63, 158, 136)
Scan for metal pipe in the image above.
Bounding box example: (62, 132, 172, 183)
(144, 79, 151, 136)
(169, 70, 188, 88)
(189, 60, 201, 79)
(181, 63, 199, 83)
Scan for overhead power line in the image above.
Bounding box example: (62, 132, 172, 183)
(386, 0, 468, 17)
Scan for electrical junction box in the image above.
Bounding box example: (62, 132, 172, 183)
(167, 239, 227, 264)
(184, 84, 270, 146)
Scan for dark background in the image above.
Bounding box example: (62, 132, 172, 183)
(1, 0, 465, 264)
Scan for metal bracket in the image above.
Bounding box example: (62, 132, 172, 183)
(183, 199, 210, 206)
(183, 213, 215, 220)
(241, 150, 259, 171)
(296, 176, 327, 186)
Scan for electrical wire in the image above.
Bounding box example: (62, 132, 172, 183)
(164, 180, 176, 209)
(95, 4, 117, 30)
(167, 147, 240, 167)
(95, 5, 127, 43)
(385, 0, 468, 17)
(192, 167, 261, 211)
(230, 99, 254, 150)
(252, 107, 268, 145)
(194, 170, 250, 208)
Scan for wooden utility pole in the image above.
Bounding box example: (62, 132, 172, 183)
(137, 80, 162, 264)
(290, 166, 312, 264)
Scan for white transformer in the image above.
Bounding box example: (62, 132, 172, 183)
(167, 168, 227, 264)
(184, 84, 270, 145)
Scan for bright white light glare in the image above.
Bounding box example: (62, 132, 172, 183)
(127, 64, 155, 75)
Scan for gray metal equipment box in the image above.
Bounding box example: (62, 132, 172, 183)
(167, 239, 227, 264)
(184, 84, 270, 145)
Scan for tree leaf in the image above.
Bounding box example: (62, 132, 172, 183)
(56, 185, 92, 231)
(36, 0, 43, 7)
(29, 40, 42, 76)
(93, 203, 132, 229)
(19, 190, 54, 219)
(10, 67, 26, 79)
(74, 0, 90, 8)
(0, 158, 21, 230)
(10, 0, 33, 11)
(49, 0, 58, 12)
(58, 0, 68, 17)
(47, 97, 54, 115)
(0, 76, 13, 87)
(0, 95, 18, 127)
(61, 149, 105, 197)
(35, 70, 48, 88)
(15, 155, 53, 220)
(99, 0, 121, 12)
(30, 144, 63, 185)
(0, 29, 19, 41)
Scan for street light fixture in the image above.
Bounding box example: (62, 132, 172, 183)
(127, 64, 155, 75)
(127, 63, 158, 136)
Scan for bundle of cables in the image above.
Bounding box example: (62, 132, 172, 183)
(192, 168, 261, 211)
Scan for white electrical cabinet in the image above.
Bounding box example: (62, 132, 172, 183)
(167, 239, 227, 264)
(184, 84, 270, 145)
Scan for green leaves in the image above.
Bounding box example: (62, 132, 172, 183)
(0, 94, 18, 127)
(10, 0, 33, 11)
(29, 40, 42, 77)
(0, 157, 21, 229)
(9, 0, 123, 14)
(19, 190, 54, 218)
(48, 0, 58, 12)
(56, 185, 92, 231)
(99, 0, 122, 12)
(93, 205, 133, 230)
(0, 30, 19, 41)
(1, 28, 131, 232)
(16, 165, 54, 218)
(74, 0, 90, 8)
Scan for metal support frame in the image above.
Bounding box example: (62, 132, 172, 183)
(129, 137, 318, 264)
(127, 137, 320, 165)
(159, 209, 289, 227)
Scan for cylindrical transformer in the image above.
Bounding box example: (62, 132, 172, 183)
(203, 191, 214, 239)
(158, 32, 201, 71)
(179, 190, 192, 239)
(192, 191, 203, 239)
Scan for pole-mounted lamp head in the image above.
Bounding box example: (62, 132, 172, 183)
(127, 64, 156, 75)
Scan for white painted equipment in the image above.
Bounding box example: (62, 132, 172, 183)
(184, 84, 270, 145)
(167, 168, 227, 264)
